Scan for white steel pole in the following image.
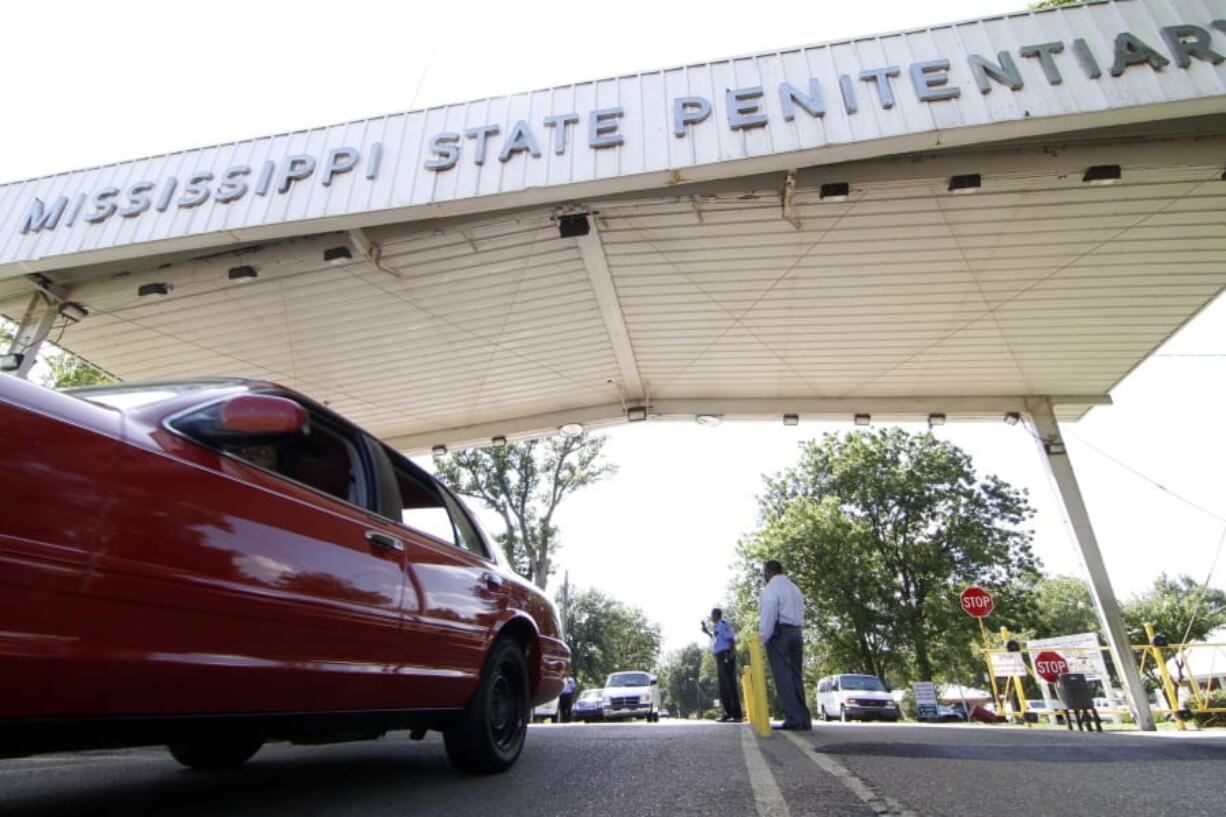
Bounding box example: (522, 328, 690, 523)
(1025, 397, 1156, 731)
(3, 293, 57, 380)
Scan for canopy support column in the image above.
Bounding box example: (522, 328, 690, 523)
(1026, 396, 1156, 731)
(2, 292, 58, 379)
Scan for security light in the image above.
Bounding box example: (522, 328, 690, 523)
(57, 302, 89, 322)
(626, 406, 648, 422)
(948, 174, 981, 194)
(854, 413, 871, 426)
(137, 283, 171, 297)
(491, 435, 508, 447)
(782, 414, 799, 426)
(558, 213, 591, 238)
(0, 352, 24, 371)
(695, 414, 722, 427)
(1082, 165, 1121, 184)
(1045, 440, 1067, 455)
(228, 265, 258, 282)
(324, 246, 353, 264)
(928, 413, 946, 427)
(559, 422, 585, 437)
(431, 444, 448, 456)
(819, 182, 850, 202)
(1003, 412, 1021, 425)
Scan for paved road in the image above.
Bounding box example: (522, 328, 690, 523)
(2, 721, 1223, 817)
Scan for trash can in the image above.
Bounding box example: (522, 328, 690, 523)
(1055, 673, 1094, 710)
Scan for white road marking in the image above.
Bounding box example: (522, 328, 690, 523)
(781, 731, 920, 817)
(740, 727, 792, 817)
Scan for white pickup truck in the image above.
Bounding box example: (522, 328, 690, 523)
(600, 671, 661, 722)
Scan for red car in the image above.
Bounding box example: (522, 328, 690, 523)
(0, 376, 569, 774)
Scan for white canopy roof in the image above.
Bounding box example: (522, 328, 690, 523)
(2, 0, 1224, 450)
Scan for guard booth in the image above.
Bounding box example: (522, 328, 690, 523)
(3, 0, 1225, 731)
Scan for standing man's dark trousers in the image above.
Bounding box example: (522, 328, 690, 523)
(559, 693, 574, 723)
(715, 649, 743, 720)
(766, 624, 811, 729)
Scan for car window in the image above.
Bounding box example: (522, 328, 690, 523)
(386, 458, 490, 559)
(840, 675, 886, 691)
(174, 399, 366, 506)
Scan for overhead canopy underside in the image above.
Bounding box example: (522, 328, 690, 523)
(3, 115, 1224, 451)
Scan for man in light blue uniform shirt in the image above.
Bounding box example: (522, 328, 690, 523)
(702, 607, 743, 722)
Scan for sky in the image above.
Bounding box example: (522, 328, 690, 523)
(3, 0, 1224, 654)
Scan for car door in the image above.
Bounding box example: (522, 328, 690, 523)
(77, 391, 411, 717)
(368, 445, 509, 708)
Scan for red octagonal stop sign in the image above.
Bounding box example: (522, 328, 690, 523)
(1033, 651, 1070, 683)
(960, 586, 994, 618)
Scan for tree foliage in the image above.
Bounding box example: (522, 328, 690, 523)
(433, 434, 614, 589)
(657, 643, 719, 719)
(556, 586, 661, 690)
(46, 351, 114, 388)
(735, 429, 1040, 684)
(1122, 574, 1226, 648)
(1030, 575, 1102, 639)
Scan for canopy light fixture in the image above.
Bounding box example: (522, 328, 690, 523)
(782, 413, 799, 426)
(557, 213, 591, 238)
(1003, 412, 1021, 425)
(57, 301, 88, 322)
(228, 265, 258, 282)
(819, 182, 850, 202)
(431, 444, 448, 456)
(323, 245, 353, 264)
(854, 413, 871, 426)
(1082, 164, 1121, 185)
(948, 174, 981, 194)
(491, 435, 508, 447)
(137, 282, 171, 297)
(928, 413, 946, 427)
(0, 352, 24, 371)
(559, 422, 585, 437)
(695, 414, 722, 427)
(1045, 440, 1067, 455)
(626, 406, 648, 422)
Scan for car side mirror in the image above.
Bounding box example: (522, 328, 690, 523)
(175, 394, 309, 446)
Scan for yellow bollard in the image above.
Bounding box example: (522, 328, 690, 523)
(1001, 627, 1031, 728)
(1146, 622, 1186, 731)
(747, 639, 772, 737)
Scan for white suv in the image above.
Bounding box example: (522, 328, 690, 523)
(601, 671, 661, 722)
(816, 674, 899, 722)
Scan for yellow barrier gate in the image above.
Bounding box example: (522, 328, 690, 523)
(741, 639, 771, 737)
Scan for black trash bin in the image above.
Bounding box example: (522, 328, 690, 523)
(1055, 673, 1101, 732)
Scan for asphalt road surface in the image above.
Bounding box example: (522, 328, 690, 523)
(2, 721, 1224, 817)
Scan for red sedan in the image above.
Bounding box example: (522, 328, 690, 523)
(0, 376, 569, 774)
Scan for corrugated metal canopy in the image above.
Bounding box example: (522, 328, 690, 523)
(7, 120, 1225, 450)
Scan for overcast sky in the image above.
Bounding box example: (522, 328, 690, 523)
(4, 0, 1224, 654)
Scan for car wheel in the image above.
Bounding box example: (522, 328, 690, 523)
(167, 738, 264, 770)
(444, 636, 530, 775)
(820, 705, 829, 722)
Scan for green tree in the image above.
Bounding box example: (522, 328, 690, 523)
(736, 429, 1040, 683)
(658, 643, 720, 719)
(433, 434, 614, 589)
(1123, 574, 1226, 647)
(1030, 575, 1102, 639)
(559, 586, 661, 690)
(46, 351, 114, 388)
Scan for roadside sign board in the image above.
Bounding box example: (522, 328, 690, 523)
(960, 586, 994, 618)
(989, 650, 1028, 678)
(1027, 632, 1109, 681)
(1033, 651, 1070, 683)
(914, 681, 939, 720)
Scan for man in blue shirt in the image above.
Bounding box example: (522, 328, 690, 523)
(702, 608, 744, 722)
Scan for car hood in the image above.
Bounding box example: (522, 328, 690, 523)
(606, 686, 652, 696)
(843, 690, 892, 700)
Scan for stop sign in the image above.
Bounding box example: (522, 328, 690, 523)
(1033, 651, 1069, 683)
(959, 586, 994, 618)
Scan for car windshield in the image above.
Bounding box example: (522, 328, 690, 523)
(840, 675, 886, 691)
(607, 673, 650, 687)
(67, 381, 232, 410)
(579, 690, 603, 701)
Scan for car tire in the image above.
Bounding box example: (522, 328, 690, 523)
(820, 705, 829, 722)
(167, 737, 264, 770)
(444, 636, 530, 775)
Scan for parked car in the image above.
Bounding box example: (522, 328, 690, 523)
(573, 689, 606, 722)
(1093, 697, 1129, 724)
(0, 377, 570, 774)
(601, 672, 661, 722)
(533, 697, 560, 723)
(816, 674, 900, 722)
